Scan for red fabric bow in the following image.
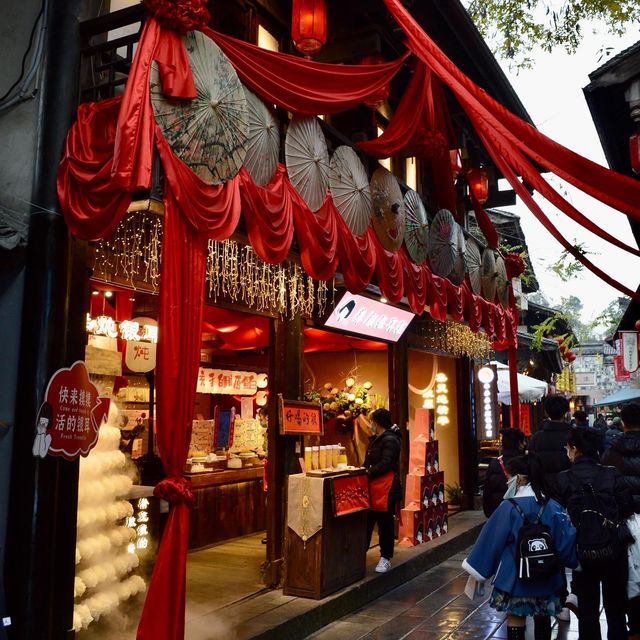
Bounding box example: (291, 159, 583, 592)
(154, 477, 195, 505)
(143, 0, 210, 34)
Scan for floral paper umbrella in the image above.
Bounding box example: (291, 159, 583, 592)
(403, 189, 429, 263)
(465, 237, 483, 294)
(449, 223, 467, 285)
(428, 209, 456, 278)
(370, 167, 405, 252)
(495, 255, 509, 307)
(285, 116, 330, 212)
(481, 248, 497, 302)
(329, 146, 373, 235)
(243, 87, 280, 186)
(150, 30, 248, 185)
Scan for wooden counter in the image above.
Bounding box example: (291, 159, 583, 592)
(187, 466, 266, 549)
(283, 472, 368, 599)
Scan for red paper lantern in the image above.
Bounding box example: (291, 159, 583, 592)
(635, 319, 640, 332)
(567, 352, 577, 363)
(361, 54, 390, 109)
(630, 132, 640, 175)
(292, 0, 327, 56)
(467, 167, 489, 204)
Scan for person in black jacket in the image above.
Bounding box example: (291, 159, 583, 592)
(363, 408, 402, 573)
(482, 427, 525, 517)
(557, 427, 634, 640)
(602, 402, 640, 639)
(529, 395, 571, 500)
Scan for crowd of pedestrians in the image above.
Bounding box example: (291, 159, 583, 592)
(471, 397, 640, 640)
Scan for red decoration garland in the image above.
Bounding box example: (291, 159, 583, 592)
(143, 0, 210, 34)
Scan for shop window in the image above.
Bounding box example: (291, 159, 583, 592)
(405, 156, 417, 191)
(377, 125, 391, 171)
(258, 24, 279, 52)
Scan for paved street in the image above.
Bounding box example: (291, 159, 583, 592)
(306, 549, 607, 640)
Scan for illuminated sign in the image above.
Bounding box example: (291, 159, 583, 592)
(196, 368, 261, 396)
(324, 292, 414, 342)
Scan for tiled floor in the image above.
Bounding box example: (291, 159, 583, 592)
(306, 551, 610, 640)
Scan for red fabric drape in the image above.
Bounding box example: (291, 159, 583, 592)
(203, 27, 409, 115)
(136, 194, 206, 640)
(57, 97, 132, 240)
(508, 343, 521, 429)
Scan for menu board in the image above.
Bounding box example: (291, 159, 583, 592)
(229, 418, 263, 452)
(190, 419, 214, 454)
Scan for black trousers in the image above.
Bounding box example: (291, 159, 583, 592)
(629, 595, 640, 635)
(574, 555, 629, 640)
(367, 501, 396, 559)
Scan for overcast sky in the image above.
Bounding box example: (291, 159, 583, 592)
(495, 25, 639, 321)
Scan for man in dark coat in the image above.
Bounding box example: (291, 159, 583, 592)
(529, 395, 571, 499)
(482, 427, 525, 517)
(602, 402, 640, 639)
(363, 408, 402, 573)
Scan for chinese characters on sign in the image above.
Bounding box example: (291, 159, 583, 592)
(278, 395, 324, 435)
(620, 331, 639, 373)
(196, 368, 259, 396)
(33, 361, 110, 461)
(614, 355, 632, 381)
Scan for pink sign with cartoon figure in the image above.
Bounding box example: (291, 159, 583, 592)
(33, 360, 110, 461)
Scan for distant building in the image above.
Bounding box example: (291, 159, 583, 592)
(573, 340, 639, 408)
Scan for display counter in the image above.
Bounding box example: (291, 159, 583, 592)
(186, 466, 266, 549)
(283, 470, 369, 599)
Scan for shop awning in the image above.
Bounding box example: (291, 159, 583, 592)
(492, 361, 548, 405)
(594, 387, 640, 407)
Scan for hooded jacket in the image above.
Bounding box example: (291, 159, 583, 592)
(601, 430, 640, 513)
(463, 486, 577, 597)
(364, 426, 402, 503)
(528, 420, 571, 499)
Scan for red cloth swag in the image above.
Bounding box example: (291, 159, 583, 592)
(203, 27, 410, 115)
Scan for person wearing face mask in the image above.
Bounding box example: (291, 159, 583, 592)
(463, 454, 577, 640)
(363, 408, 402, 573)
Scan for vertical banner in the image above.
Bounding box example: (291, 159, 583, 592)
(620, 331, 639, 373)
(614, 355, 632, 381)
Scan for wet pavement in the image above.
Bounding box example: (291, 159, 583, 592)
(305, 549, 609, 640)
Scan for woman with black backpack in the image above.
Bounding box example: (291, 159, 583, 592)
(556, 427, 634, 640)
(463, 454, 577, 640)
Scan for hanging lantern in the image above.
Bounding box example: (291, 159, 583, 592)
(291, 0, 327, 56)
(467, 167, 489, 204)
(635, 319, 640, 332)
(630, 132, 640, 174)
(449, 149, 463, 180)
(361, 54, 390, 110)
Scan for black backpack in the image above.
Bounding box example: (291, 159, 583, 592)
(509, 499, 558, 580)
(568, 471, 624, 568)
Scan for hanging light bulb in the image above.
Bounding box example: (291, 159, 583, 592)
(291, 0, 327, 56)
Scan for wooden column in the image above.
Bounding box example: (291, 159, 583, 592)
(264, 314, 303, 587)
(456, 357, 478, 510)
(388, 337, 409, 488)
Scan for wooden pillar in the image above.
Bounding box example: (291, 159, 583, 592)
(264, 314, 302, 587)
(388, 337, 409, 490)
(456, 357, 477, 510)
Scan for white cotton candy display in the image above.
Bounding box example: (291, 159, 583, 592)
(75, 396, 145, 632)
(73, 603, 93, 631)
(74, 576, 87, 598)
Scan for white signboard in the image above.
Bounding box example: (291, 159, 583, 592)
(324, 292, 414, 342)
(196, 368, 258, 395)
(621, 331, 639, 373)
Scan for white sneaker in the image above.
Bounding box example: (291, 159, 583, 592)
(555, 608, 570, 622)
(564, 592, 579, 617)
(375, 557, 391, 573)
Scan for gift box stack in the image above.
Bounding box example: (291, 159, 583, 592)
(398, 408, 448, 546)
